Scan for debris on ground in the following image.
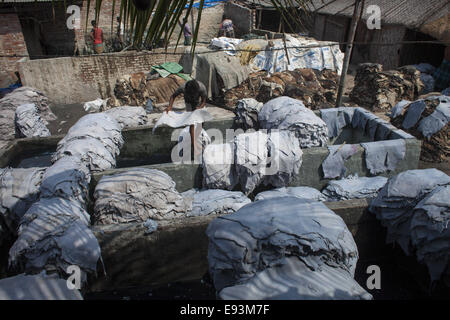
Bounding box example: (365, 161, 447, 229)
(254, 186, 327, 202)
(322, 175, 388, 201)
(93, 168, 189, 224)
(391, 95, 449, 162)
(14, 103, 51, 138)
(369, 169, 450, 282)
(222, 68, 339, 109)
(258, 96, 329, 148)
(350, 63, 424, 112)
(207, 197, 371, 300)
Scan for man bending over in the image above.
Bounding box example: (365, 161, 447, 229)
(165, 79, 208, 160)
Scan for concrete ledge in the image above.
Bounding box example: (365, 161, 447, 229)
(87, 199, 386, 292)
(91, 137, 421, 193)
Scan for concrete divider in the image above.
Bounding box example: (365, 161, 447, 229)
(87, 198, 386, 292)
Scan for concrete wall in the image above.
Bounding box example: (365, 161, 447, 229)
(0, 13, 29, 75)
(224, 1, 254, 36)
(18, 49, 184, 104)
(87, 199, 387, 292)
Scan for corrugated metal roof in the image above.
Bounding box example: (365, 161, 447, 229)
(306, 0, 449, 29)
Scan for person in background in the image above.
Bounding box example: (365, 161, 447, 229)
(165, 80, 208, 160)
(433, 46, 450, 91)
(219, 16, 235, 38)
(179, 20, 192, 46)
(90, 20, 104, 54)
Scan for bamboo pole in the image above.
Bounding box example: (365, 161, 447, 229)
(335, 0, 364, 107)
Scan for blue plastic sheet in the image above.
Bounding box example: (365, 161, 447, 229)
(185, 0, 225, 9)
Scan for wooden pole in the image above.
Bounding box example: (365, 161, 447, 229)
(336, 0, 364, 107)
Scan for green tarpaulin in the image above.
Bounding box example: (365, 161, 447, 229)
(151, 62, 192, 81)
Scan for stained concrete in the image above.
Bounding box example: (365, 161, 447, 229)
(3, 108, 422, 191)
(87, 198, 386, 292)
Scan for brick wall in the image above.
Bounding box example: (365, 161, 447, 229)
(0, 13, 29, 75)
(19, 48, 184, 104)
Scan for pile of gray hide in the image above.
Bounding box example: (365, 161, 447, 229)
(104, 106, 148, 129)
(207, 197, 372, 300)
(14, 103, 51, 138)
(0, 167, 45, 235)
(53, 113, 124, 172)
(203, 130, 302, 194)
(0, 87, 56, 148)
(322, 175, 388, 201)
(258, 96, 329, 148)
(93, 168, 251, 225)
(255, 186, 327, 202)
(234, 98, 263, 130)
(5, 112, 126, 284)
(369, 169, 450, 282)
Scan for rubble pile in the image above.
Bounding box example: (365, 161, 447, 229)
(391, 95, 449, 162)
(222, 68, 339, 110)
(111, 73, 186, 109)
(207, 197, 371, 300)
(93, 168, 189, 224)
(369, 169, 450, 282)
(14, 104, 51, 138)
(322, 175, 388, 201)
(350, 63, 424, 112)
